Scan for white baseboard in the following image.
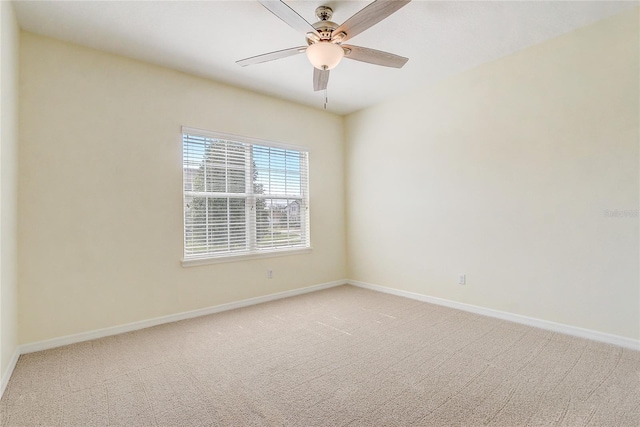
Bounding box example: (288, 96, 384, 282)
(1, 347, 20, 399)
(348, 280, 640, 351)
(20, 280, 346, 355)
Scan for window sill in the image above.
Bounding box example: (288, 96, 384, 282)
(181, 247, 312, 267)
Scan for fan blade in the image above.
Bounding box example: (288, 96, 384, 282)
(236, 46, 307, 67)
(313, 68, 330, 91)
(334, 0, 411, 43)
(343, 45, 408, 68)
(259, 1, 320, 38)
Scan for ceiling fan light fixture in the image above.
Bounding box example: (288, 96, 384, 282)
(306, 41, 344, 70)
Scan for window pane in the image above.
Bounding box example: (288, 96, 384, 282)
(255, 197, 304, 249)
(252, 146, 304, 197)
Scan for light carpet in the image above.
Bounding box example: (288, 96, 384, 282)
(1, 285, 639, 426)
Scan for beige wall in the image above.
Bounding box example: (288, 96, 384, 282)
(0, 0, 20, 376)
(345, 9, 639, 340)
(18, 33, 346, 344)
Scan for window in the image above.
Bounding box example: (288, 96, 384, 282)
(182, 127, 310, 264)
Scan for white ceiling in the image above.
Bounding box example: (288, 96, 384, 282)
(13, 0, 638, 115)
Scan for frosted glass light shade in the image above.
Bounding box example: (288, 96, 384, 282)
(306, 42, 344, 70)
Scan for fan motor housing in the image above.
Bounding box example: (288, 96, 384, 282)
(313, 21, 338, 40)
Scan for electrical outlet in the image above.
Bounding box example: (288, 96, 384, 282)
(458, 274, 466, 285)
(267, 269, 273, 279)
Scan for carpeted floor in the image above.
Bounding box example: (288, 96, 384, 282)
(1, 285, 639, 426)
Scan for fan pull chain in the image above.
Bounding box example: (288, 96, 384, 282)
(324, 88, 328, 110)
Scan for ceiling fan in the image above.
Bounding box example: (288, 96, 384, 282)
(237, 0, 412, 92)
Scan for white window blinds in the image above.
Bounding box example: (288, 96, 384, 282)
(182, 128, 310, 261)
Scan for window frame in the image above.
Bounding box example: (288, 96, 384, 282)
(181, 126, 311, 267)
